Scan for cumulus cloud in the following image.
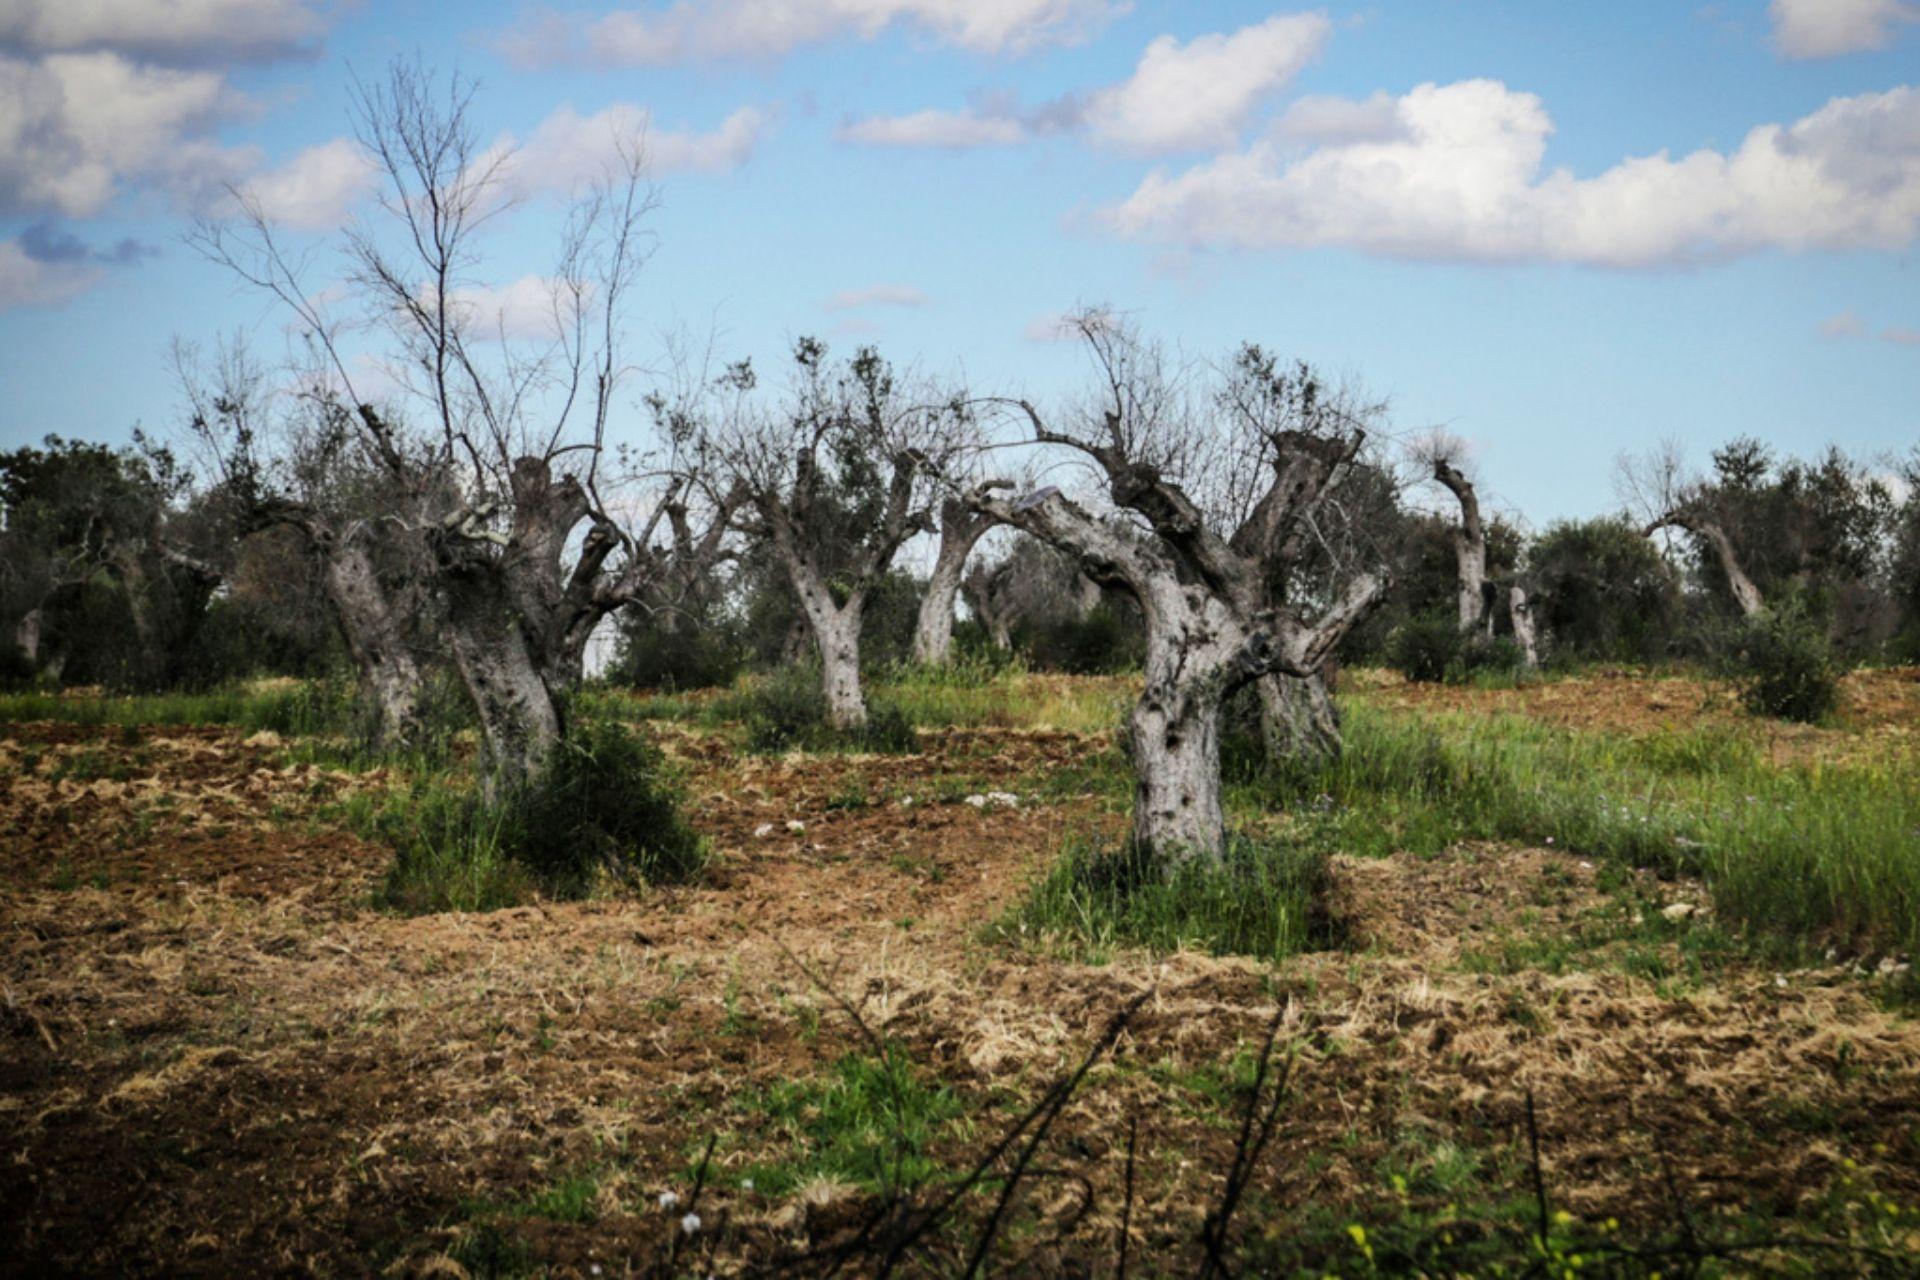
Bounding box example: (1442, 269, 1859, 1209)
(496, 104, 768, 196)
(842, 13, 1327, 154)
(0, 50, 254, 217)
(1771, 0, 1918, 59)
(1082, 13, 1330, 153)
(0, 237, 102, 310)
(1101, 80, 1920, 268)
(823, 284, 929, 310)
(0, 0, 327, 63)
(1275, 90, 1405, 143)
(236, 137, 376, 230)
(496, 0, 1118, 67)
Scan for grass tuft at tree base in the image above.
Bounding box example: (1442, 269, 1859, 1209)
(374, 717, 707, 914)
(993, 832, 1342, 965)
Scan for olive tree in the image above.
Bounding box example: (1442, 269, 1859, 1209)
(191, 60, 682, 791)
(959, 313, 1390, 863)
(694, 340, 968, 729)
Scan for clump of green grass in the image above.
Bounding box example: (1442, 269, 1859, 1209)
(728, 1044, 968, 1197)
(370, 718, 707, 914)
(740, 666, 918, 755)
(994, 832, 1340, 964)
(1262, 704, 1920, 967)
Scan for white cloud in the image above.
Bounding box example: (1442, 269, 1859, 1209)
(1771, 0, 1918, 59)
(1275, 90, 1405, 144)
(496, 0, 1119, 67)
(838, 108, 1028, 148)
(498, 104, 768, 196)
(0, 0, 326, 63)
(0, 50, 252, 216)
(0, 237, 102, 310)
(1083, 13, 1330, 153)
(1102, 80, 1920, 268)
(434, 275, 588, 343)
(1820, 309, 1869, 337)
(237, 137, 375, 230)
(823, 284, 929, 310)
(1885, 325, 1920, 346)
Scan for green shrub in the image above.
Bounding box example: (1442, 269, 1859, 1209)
(1386, 612, 1462, 683)
(995, 832, 1340, 964)
(744, 665, 918, 754)
(377, 717, 706, 913)
(509, 716, 707, 893)
(1733, 608, 1839, 722)
(609, 612, 746, 692)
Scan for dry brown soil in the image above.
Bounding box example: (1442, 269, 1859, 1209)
(3, 703, 1918, 1275)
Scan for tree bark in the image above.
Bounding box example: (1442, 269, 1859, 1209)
(321, 539, 426, 748)
(1508, 584, 1540, 669)
(912, 500, 1000, 665)
(1127, 679, 1226, 860)
(1255, 671, 1340, 764)
(774, 536, 869, 730)
(1697, 522, 1765, 618)
(443, 562, 564, 796)
(1433, 459, 1489, 636)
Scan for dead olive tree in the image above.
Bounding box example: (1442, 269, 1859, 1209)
(1619, 439, 1765, 618)
(962, 313, 1390, 863)
(173, 337, 436, 746)
(192, 60, 681, 792)
(697, 340, 967, 728)
(911, 497, 1004, 665)
(1413, 431, 1493, 637)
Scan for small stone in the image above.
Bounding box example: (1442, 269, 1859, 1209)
(786, 820, 806, 833)
(753, 823, 775, 839)
(1660, 902, 1698, 922)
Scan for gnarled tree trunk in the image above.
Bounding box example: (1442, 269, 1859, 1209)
(1433, 458, 1490, 637)
(1255, 670, 1340, 765)
(444, 562, 563, 797)
(1127, 675, 1227, 859)
(1645, 511, 1764, 618)
(321, 539, 427, 748)
(912, 500, 1000, 665)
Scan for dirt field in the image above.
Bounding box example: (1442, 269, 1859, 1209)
(4, 681, 1919, 1275)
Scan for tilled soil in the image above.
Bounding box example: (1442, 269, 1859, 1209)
(3, 715, 1917, 1276)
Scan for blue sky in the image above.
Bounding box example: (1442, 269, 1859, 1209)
(1, 0, 1916, 523)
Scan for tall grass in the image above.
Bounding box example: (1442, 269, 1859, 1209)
(1261, 705, 1920, 963)
(993, 833, 1338, 964)
(0, 680, 359, 735)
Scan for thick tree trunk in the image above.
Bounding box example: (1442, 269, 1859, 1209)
(912, 501, 999, 666)
(811, 603, 867, 731)
(1434, 459, 1489, 636)
(1509, 585, 1540, 669)
(444, 567, 563, 797)
(1255, 670, 1340, 764)
(912, 550, 968, 665)
(321, 540, 426, 748)
(1127, 682, 1226, 863)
